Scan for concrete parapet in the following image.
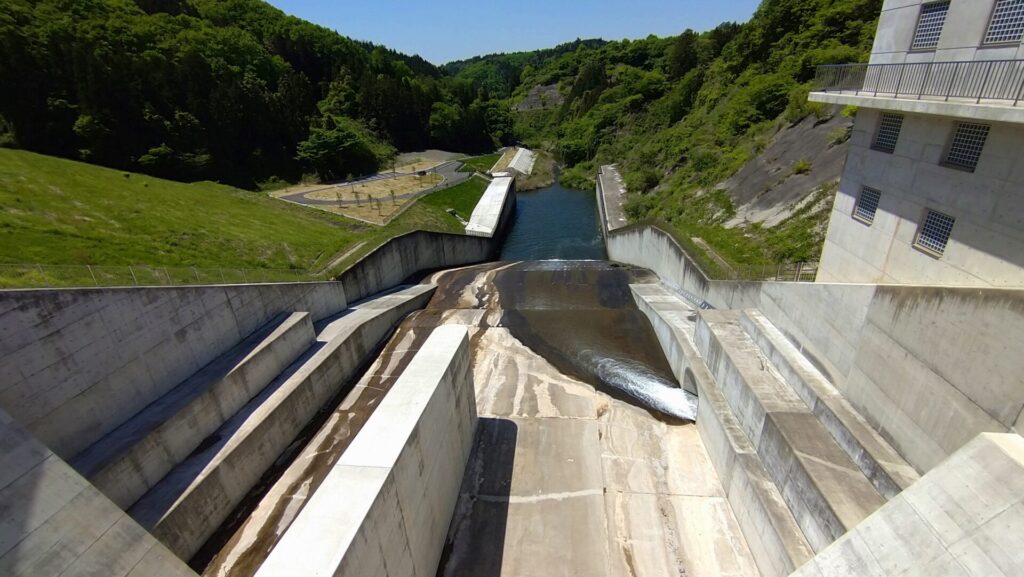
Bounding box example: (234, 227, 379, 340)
(791, 432, 1024, 577)
(72, 311, 315, 510)
(337, 231, 494, 304)
(0, 282, 348, 460)
(254, 325, 477, 577)
(465, 175, 515, 238)
(0, 408, 197, 577)
(129, 284, 435, 560)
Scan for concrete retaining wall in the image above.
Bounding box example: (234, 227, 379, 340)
(791, 432, 1024, 577)
(465, 176, 515, 238)
(608, 224, 1024, 473)
(0, 408, 197, 577)
(0, 282, 348, 460)
(255, 325, 477, 577)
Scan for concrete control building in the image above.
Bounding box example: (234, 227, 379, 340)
(811, 0, 1024, 286)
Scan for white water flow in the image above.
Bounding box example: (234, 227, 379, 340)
(579, 349, 698, 421)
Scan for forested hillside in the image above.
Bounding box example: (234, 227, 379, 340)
(450, 0, 881, 264)
(0, 0, 512, 187)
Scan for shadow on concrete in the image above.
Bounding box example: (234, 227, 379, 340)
(435, 417, 518, 577)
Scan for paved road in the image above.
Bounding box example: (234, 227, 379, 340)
(278, 161, 472, 207)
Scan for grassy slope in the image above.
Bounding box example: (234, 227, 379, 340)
(458, 154, 501, 173)
(0, 149, 488, 285)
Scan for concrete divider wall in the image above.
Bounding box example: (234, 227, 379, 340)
(608, 224, 1024, 473)
(0, 282, 347, 460)
(255, 325, 477, 577)
(0, 408, 197, 577)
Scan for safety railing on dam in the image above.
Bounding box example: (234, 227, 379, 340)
(814, 60, 1024, 105)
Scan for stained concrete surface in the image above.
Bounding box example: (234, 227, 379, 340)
(419, 262, 759, 577)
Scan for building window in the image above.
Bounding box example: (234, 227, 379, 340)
(872, 113, 904, 153)
(911, 1, 950, 50)
(985, 0, 1024, 44)
(915, 209, 955, 255)
(943, 122, 990, 172)
(853, 187, 882, 224)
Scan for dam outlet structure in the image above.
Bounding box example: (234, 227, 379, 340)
(1, 167, 1023, 577)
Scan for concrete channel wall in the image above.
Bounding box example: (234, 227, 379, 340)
(464, 175, 516, 238)
(608, 223, 1024, 473)
(0, 408, 198, 577)
(0, 282, 348, 460)
(255, 326, 477, 577)
(0, 180, 517, 462)
(791, 432, 1024, 577)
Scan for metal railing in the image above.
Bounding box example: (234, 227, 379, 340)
(0, 263, 318, 289)
(814, 60, 1024, 105)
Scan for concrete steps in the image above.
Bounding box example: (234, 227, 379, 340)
(70, 312, 315, 510)
(125, 284, 435, 560)
(695, 310, 886, 552)
(738, 310, 919, 499)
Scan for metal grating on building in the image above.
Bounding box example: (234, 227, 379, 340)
(853, 187, 882, 224)
(916, 209, 956, 254)
(912, 1, 950, 50)
(872, 114, 904, 153)
(944, 123, 990, 171)
(985, 0, 1024, 44)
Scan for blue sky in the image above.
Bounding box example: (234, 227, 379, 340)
(264, 1, 762, 64)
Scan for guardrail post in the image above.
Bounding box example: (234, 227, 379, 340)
(978, 60, 994, 104)
(87, 265, 98, 286)
(192, 267, 200, 283)
(918, 61, 933, 99)
(894, 63, 905, 97)
(129, 265, 138, 285)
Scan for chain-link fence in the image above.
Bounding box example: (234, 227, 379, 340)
(0, 263, 318, 289)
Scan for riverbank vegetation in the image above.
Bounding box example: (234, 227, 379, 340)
(448, 0, 881, 268)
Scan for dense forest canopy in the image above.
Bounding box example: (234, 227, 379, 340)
(0, 0, 512, 186)
(444, 0, 881, 262)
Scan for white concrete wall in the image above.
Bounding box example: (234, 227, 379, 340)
(0, 282, 348, 460)
(508, 148, 536, 175)
(817, 109, 1024, 287)
(465, 176, 515, 238)
(255, 325, 477, 577)
(338, 232, 497, 304)
(607, 224, 1024, 474)
(0, 408, 197, 577)
(872, 0, 1024, 65)
(791, 432, 1024, 577)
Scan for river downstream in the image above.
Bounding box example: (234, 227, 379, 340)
(499, 182, 606, 261)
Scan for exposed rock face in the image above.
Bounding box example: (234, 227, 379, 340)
(516, 84, 564, 111)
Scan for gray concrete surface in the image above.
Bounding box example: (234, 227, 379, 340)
(630, 283, 814, 577)
(254, 325, 476, 577)
(420, 264, 760, 577)
(791, 432, 1024, 577)
(0, 408, 197, 577)
(72, 311, 315, 510)
(465, 175, 515, 237)
(607, 223, 1024, 474)
(597, 165, 629, 233)
(129, 284, 435, 560)
(696, 309, 886, 552)
(0, 282, 348, 460)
